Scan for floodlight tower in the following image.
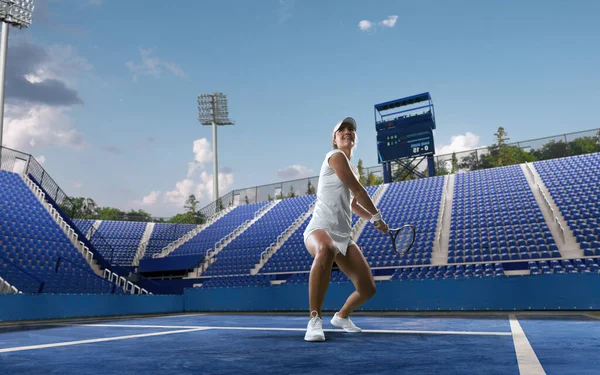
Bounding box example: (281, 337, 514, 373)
(0, 0, 35, 148)
(197, 92, 234, 204)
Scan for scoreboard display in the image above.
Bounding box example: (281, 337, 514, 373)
(374, 92, 437, 179)
(376, 118, 435, 163)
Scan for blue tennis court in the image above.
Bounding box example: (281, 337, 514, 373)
(1, 312, 598, 374)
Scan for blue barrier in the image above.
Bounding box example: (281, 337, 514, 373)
(0, 294, 183, 322)
(2, 274, 600, 322)
(139, 255, 203, 273)
(184, 273, 600, 312)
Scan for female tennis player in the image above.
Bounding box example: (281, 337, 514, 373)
(303, 117, 388, 342)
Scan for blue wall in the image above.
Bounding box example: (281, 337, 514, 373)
(0, 294, 183, 322)
(2, 274, 600, 322)
(184, 273, 600, 312)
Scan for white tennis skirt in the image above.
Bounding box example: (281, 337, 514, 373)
(303, 227, 356, 256)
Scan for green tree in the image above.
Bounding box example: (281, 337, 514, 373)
(366, 172, 383, 186)
(568, 136, 599, 156)
(306, 180, 316, 195)
(357, 159, 367, 185)
(435, 159, 449, 176)
(95, 207, 124, 220)
(62, 197, 97, 219)
(393, 161, 418, 182)
(532, 140, 569, 161)
(168, 212, 196, 224)
(489, 126, 510, 167)
(120, 209, 152, 222)
(181, 194, 206, 224)
(244, 195, 250, 204)
(459, 150, 481, 171)
(288, 185, 296, 198)
(451, 152, 459, 174)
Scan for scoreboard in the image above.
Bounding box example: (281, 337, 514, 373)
(374, 93, 436, 164)
(376, 121, 434, 163)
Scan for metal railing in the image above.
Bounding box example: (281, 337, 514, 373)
(196, 128, 600, 217)
(260, 199, 316, 263)
(0, 254, 45, 294)
(436, 177, 450, 252)
(525, 162, 566, 244)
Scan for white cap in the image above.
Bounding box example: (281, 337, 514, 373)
(332, 117, 357, 138)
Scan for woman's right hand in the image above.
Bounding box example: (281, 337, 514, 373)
(374, 220, 389, 234)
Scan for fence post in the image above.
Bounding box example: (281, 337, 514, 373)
(25, 155, 31, 176)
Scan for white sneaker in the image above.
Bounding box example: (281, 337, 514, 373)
(330, 312, 362, 333)
(304, 311, 325, 342)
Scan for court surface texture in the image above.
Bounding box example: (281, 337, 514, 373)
(1, 312, 599, 374)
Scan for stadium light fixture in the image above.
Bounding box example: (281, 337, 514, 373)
(197, 92, 234, 205)
(0, 0, 35, 148)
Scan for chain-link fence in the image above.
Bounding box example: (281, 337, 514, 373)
(205, 127, 599, 212)
(433, 128, 600, 175)
(0, 146, 78, 217)
(2, 127, 598, 222)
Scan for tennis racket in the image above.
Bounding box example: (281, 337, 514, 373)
(386, 224, 416, 255)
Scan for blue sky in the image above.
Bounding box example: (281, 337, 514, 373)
(3, 0, 599, 217)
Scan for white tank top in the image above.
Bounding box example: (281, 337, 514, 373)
(303, 149, 359, 253)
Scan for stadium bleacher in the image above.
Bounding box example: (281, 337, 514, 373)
(0, 170, 118, 294)
(88, 220, 147, 266)
(357, 176, 444, 267)
(3, 152, 600, 294)
(533, 153, 600, 255)
(144, 223, 197, 259)
(167, 202, 270, 257)
(202, 195, 315, 276)
(449, 165, 559, 263)
(259, 186, 378, 275)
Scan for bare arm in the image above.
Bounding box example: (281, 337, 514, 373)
(328, 152, 379, 217)
(352, 198, 373, 220)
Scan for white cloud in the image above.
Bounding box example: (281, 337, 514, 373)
(4, 104, 86, 152)
(2, 40, 89, 153)
(193, 138, 213, 164)
(436, 132, 480, 155)
(359, 15, 399, 32)
(73, 182, 83, 189)
(134, 190, 160, 207)
(187, 138, 213, 178)
(277, 165, 313, 180)
(359, 20, 373, 31)
(164, 170, 234, 208)
(36, 155, 46, 164)
(126, 48, 186, 82)
(278, 0, 294, 24)
(138, 137, 233, 213)
(165, 179, 196, 206)
(380, 15, 398, 28)
(197, 170, 234, 201)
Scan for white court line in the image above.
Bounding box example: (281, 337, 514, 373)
(509, 315, 545, 375)
(75, 323, 512, 336)
(0, 328, 207, 354)
(582, 313, 600, 320)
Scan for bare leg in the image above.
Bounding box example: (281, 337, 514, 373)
(304, 230, 337, 318)
(334, 244, 376, 318)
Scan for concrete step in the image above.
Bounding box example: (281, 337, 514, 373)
(432, 174, 455, 266)
(522, 163, 582, 256)
(188, 200, 281, 278)
(156, 206, 235, 259)
(251, 200, 317, 275)
(133, 222, 155, 266)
